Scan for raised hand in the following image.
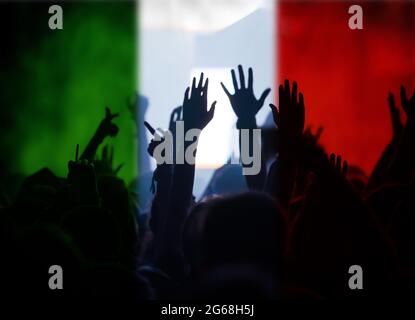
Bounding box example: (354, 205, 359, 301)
(384, 85, 415, 184)
(93, 145, 124, 176)
(221, 65, 271, 129)
(400, 85, 415, 117)
(80, 107, 119, 161)
(303, 125, 324, 145)
(388, 93, 403, 140)
(266, 80, 305, 207)
(270, 80, 305, 148)
(329, 153, 348, 177)
(183, 73, 216, 131)
(97, 107, 119, 138)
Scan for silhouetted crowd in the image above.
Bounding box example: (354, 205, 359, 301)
(1, 65, 415, 300)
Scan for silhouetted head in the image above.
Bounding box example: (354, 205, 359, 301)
(183, 198, 219, 270)
(201, 192, 285, 273)
(203, 164, 247, 198)
(13, 168, 60, 226)
(97, 174, 138, 266)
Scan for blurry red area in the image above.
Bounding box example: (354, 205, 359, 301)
(278, 0, 415, 174)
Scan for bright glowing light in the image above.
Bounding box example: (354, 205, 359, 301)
(139, 0, 275, 199)
(190, 68, 238, 169)
(141, 0, 264, 32)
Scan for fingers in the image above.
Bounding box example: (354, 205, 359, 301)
(114, 164, 124, 175)
(284, 79, 290, 103)
(105, 106, 119, 120)
(400, 85, 408, 110)
(203, 78, 209, 99)
(315, 126, 324, 141)
(258, 88, 271, 107)
(292, 81, 298, 105)
(278, 84, 284, 109)
(176, 106, 183, 121)
(231, 69, 239, 91)
(329, 153, 336, 167)
(144, 121, 156, 135)
(184, 86, 190, 102)
(221, 82, 232, 97)
(336, 155, 342, 173)
(198, 72, 204, 89)
(171, 106, 182, 124)
(388, 92, 396, 109)
(208, 101, 217, 122)
(388, 92, 401, 120)
(147, 139, 160, 157)
(298, 92, 305, 133)
(342, 160, 349, 177)
(299, 92, 304, 108)
(203, 75, 209, 91)
(238, 65, 245, 89)
(248, 67, 253, 90)
(330, 153, 348, 176)
(269, 103, 279, 126)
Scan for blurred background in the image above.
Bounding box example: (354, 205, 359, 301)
(279, 0, 415, 174)
(0, 1, 137, 187)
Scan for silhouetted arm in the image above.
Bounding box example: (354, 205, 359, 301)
(268, 80, 305, 208)
(154, 74, 216, 276)
(367, 93, 403, 191)
(147, 136, 173, 237)
(81, 107, 119, 161)
(221, 65, 270, 190)
(387, 86, 415, 184)
(147, 106, 182, 237)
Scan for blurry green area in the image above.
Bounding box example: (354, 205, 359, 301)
(5, 2, 137, 183)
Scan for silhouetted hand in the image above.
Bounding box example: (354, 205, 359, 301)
(329, 153, 348, 177)
(183, 72, 216, 131)
(94, 145, 123, 176)
(80, 107, 119, 161)
(97, 107, 119, 138)
(400, 85, 415, 118)
(169, 106, 182, 132)
(385, 85, 415, 184)
(221, 65, 270, 129)
(303, 125, 324, 147)
(388, 93, 403, 140)
(270, 80, 305, 149)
